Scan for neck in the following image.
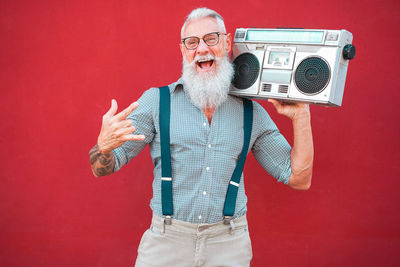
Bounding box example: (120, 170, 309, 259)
(203, 106, 215, 124)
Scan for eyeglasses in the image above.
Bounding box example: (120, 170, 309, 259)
(181, 32, 227, 50)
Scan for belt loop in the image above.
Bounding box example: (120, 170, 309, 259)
(229, 219, 236, 234)
(161, 217, 165, 234)
(161, 215, 172, 234)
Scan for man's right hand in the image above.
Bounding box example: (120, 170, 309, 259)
(89, 99, 145, 177)
(97, 99, 145, 154)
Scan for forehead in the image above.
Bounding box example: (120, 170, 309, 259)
(183, 17, 220, 37)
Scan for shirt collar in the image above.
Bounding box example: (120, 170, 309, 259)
(171, 77, 184, 93)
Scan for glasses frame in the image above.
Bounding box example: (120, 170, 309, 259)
(181, 32, 227, 50)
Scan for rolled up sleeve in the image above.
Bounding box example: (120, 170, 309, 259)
(251, 102, 292, 184)
(113, 88, 157, 172)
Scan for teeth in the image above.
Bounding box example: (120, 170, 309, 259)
(195, 55, 215, 63)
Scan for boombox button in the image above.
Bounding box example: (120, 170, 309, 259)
(326, 33, 339, 41)
(343, 44, 356, 60)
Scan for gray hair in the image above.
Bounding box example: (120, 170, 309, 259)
(180, 7, 226, 38)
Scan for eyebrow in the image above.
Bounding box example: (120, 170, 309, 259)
(182, 32, 221, 40)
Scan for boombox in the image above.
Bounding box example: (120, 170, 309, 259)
(229, 28, 355, 106)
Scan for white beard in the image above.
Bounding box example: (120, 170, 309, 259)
(181, 54, 234, 109)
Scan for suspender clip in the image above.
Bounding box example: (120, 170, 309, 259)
(223, 216, 235, 234)
(164, 215, 172, 225)
(223, 216, 232, 225)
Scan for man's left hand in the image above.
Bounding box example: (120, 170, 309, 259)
(268, 99, 310, 121)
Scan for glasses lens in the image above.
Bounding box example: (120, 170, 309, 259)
(185, 37, 199, 49)
(204, 33, 219, 46)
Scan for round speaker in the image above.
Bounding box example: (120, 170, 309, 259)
(232, 53, 260, 89)
(294, 57, 330, 95)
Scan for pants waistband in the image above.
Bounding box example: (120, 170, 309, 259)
(151, 213, 248, 235)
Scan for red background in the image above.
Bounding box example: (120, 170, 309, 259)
(1, 0, 399, 266)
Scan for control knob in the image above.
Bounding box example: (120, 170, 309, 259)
(343, 44, 356, 60)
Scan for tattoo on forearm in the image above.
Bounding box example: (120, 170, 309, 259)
(95, 167, 108, 176)
(99, 154, 112, 165)
(89, 144, 115, 176)
(89, 145, 101, 165)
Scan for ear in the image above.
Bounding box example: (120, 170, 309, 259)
(180, 43, 185, 57)
(225, 33, 232, 54)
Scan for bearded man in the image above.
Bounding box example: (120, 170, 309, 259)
(89, 7, 313, 267)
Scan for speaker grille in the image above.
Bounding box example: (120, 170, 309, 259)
(295, 57, 330, 95)
(232, 53, 260, 89)
(262, 83, 272, 92)
(278, 85, 289, 94)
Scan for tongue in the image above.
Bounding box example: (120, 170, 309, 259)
(199, 60, 213, 69)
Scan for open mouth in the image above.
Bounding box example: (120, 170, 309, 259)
(197, 59, 214, 70)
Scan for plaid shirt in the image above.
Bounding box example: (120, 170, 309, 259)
(113, 78, 292, 224)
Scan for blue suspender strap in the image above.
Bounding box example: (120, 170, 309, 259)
(223, 98, 253, 221)
(159, 86, 173, 218)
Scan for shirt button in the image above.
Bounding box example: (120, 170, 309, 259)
(207, 144, 212, 148)
(203, 191, 207, 196)
(198, 215, 202, 219)
(206, 167, 210, 171)
(203, 122, 207, 126)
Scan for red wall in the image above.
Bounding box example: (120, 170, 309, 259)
(1, 0, 399, 266)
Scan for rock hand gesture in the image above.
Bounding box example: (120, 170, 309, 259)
(89, 100, 145, 177)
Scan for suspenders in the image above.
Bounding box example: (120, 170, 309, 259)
(159, 86, 173, 224)
(222, 98, 253, 224)
(158, 86, 253, 224)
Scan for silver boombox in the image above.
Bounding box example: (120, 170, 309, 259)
(229, 28, 355, 106)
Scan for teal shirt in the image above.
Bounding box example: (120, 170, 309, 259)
(113, 79, 292, 224)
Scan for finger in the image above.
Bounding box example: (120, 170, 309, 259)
(113, 119, 133, 129)
(121, 134, 146, 141)
(104, 99, 118, 118)
(115, 126, 136, 137)
(114, 102, 139, 121)
(268, 99, 282, 109)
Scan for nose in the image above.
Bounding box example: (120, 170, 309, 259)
(196, 39, 209, 54)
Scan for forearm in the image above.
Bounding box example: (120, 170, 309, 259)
(288, 111, 314, 190)
(89, 144, 116, 177)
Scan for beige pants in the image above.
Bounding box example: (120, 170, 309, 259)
(135, 214, 253, 267)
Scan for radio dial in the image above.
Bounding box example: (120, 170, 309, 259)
(343, 44, 356, 60)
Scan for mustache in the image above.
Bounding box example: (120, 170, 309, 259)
(190, 54, 216, 65)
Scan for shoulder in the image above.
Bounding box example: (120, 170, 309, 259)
(141, 79, 182, 98)
(250, 99, 272, 119)
(227, 96, 269, 116)
(139, 79, 179, 100)
(242, 99, 277, 130)
(133, 80, 180, 114)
